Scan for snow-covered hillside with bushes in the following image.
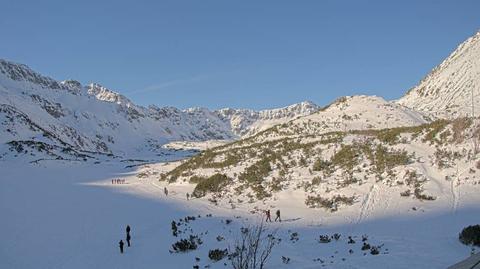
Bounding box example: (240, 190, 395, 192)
(2, 28, 480, 269)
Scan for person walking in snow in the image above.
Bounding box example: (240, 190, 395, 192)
(186, 193, 190, 200)
(126, 225, 131, 236)
(275, 209, 281, 222)
(164, 187, 169, 196)
(119, 240, 125, 253)
(265, 209, 272, 222)
(126, 233, 131, 247)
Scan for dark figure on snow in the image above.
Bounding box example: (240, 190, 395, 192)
(126, 233, 131, 247)
(126, 225, 131, 235)
(275, 209, 281, 222)
(119, 240, 124, 253)
(186, 193, 190, 200)
(265, 209, 272, 222)
(164, 187, 169, 196)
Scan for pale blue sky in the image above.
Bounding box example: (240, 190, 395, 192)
(1, 0, 479, 109)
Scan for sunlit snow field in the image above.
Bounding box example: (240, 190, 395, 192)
(1, 156, 478, 269)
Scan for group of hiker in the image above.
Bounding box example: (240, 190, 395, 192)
(265, 209, 281, 222)
(117, 210, 284, 253)
(164, 187, 191, 201)
(117, 191, 284, 254)
(118, 225, 132, 254)
(111, 179, 126, 184)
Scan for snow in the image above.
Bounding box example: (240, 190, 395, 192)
(1, 24, 480, 269)
(233, 95, 428, 144)
(162, 140, 232, 151)
(0, 58, 320, 160)
(216, 101, 320, 137)
(1, 157, 478, 269)
(298, 95, 427, 131)
(398, 30, 480, 119)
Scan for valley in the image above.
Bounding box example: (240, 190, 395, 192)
(1, 24, 480, 269)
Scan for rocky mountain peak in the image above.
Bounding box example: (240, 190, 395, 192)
(86, 83, 134, 107)
(0, 59, 67, 90)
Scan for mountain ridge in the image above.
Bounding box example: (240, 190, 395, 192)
(0, 58, 320, 159)
(2, 29, 480, 160)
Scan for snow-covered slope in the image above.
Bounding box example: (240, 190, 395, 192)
(2, 158, 477, 269)
(126, 115, 480, 269)
(0, 63, 231, 159)
(3, 30, 480, 269)
(215, 101, 319, 137)
(398, 30, 480, 119)
(292, 95, 426, 132)
(0, 59, 319, 159)
(159, 113, 480, 239)
(242, 95, 428, 143)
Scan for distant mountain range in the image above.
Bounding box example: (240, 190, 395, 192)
(0, 29, 479, 160)
(0, 59, 318, 159)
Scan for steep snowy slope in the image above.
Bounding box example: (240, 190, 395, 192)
(0, 59, 319, 159)
(398, 30, 480, 119)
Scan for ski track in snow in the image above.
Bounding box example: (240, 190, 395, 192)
(356, 184, 379, 225)
(451, 165, 470, 214)
(451, 175, 459, 213)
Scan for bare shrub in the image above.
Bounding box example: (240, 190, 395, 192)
(229, 220, 279, 269)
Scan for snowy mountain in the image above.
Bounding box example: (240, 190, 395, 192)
(398, 30, 480, 119)
(215, 101, 319, 137)
(158, 101, 480, 246)
(228, 95, 428, 144)
(3, 29, 480, 269)
(147, 32, 480, 263)
(0, 59, 319, 159)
